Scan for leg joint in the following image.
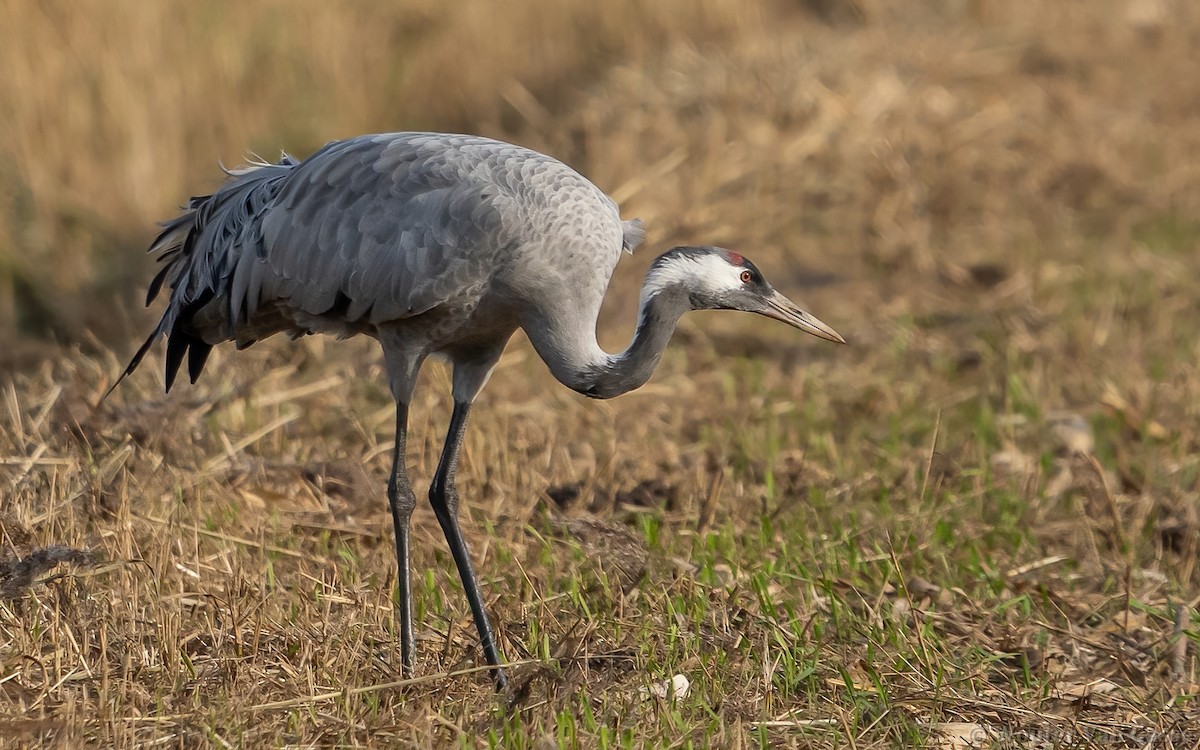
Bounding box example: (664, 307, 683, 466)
(427, 479, 459, 517)
(388, 476, 418, 518)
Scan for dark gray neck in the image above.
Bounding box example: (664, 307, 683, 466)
(577, 287, 690, 399)
(523, 280, 692, 400)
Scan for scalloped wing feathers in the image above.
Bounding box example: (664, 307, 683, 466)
(115, 133, 635, 393)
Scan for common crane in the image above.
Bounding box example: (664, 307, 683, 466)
(112, 132, 844, 689)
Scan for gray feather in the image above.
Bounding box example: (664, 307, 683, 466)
(622, 218, 646, 254)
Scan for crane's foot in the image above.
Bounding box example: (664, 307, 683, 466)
(492, 665, 509, 692)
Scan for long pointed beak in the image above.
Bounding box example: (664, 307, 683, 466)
(759, 290, 846, 344)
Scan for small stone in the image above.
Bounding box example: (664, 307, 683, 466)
(644, 674, 691, 701)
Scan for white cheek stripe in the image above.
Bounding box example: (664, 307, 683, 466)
(641, 254, 741, 304)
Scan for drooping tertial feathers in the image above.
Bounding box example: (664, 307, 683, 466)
(108, 153, 300, 396)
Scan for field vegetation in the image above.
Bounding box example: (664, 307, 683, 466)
(2, 0, 1200, 746)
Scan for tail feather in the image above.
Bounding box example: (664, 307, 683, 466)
(163, 326, 189, 393)
(101, 316, 167, 401)
(145, 263, 173, 307)
(187, 341, 213, 385)
(103, 152, 298, 400)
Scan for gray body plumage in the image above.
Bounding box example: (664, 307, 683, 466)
(125, 132, 645, 394)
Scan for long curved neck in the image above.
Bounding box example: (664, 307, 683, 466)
(526, 282, 692, 400)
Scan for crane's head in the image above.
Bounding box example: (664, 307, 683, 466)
(644, 246, 845, 344)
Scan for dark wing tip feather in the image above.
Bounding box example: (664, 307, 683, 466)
(187, 342, 212, 384)
(100, 319, 165, 402)
(103, 323, 213, 401)
(163, 327, 189, 393)
(145, 265, 172, 306)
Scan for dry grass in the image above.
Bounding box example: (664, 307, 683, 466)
(3, 0, 1200, 747)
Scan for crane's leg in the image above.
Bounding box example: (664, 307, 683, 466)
(381, 342, 423, 678)
(387, 401, 418, 676)
(430, 356, 508, 689)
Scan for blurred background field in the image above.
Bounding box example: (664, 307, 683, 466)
(3, 0, 1200, 746)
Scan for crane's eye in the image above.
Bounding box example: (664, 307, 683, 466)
(739, 270, 753, 284)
